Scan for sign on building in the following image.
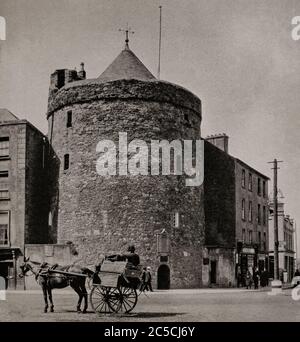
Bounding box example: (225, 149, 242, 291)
(157, 229, 169, 254)
(242, 247, 255, 255)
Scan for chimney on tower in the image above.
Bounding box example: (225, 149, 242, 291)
(77, 62, 86, 80)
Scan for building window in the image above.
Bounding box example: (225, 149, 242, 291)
(171, 212, 179, 228)
(242, 199, 245, 220)
(0, 211, 9, 246)
(67, 110, 72, 128)
(258, 231, 261, 248)
(242, 169, 245, 188)
(263, 181, 266, 198)
(258, 178, 261, 196)
(257, 204, 261, 224)
(263, 232, 266, 251)
(263, 206, 266, 225)
(284, 232, 287, 249)
(249, 230, 253, 244)
(248, 173, 252, 191)
(0, 137, 9, 158)
(242, 229, 246, 243)
(0, 190, 9, 199)
(258, 204, 261, 225)
(248, 201, 252, 222)
(0, 171, 8, 178)
(64, 154, 69, 170)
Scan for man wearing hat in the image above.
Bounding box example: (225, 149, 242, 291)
(122, 245, 140, 266)
(106, 244, 140, 266)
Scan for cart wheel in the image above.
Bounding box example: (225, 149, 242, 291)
(90, 286, 119, 314)
(117, 286, 138, 313)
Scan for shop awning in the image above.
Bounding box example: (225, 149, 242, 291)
(0, 248, 23, 261)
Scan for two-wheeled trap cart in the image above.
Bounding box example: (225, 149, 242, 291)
(89, 260, 143, 314)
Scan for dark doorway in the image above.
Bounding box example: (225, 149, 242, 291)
(157, 264, 170, 289)
(241, 254, 248, 278)
(0, 263, 9, 289)
(258, 260, 265, 273)
(269, 256, 274, 278)
(210, 260, 217, 284)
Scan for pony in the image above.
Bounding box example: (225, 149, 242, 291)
(19, 258, 94, 313)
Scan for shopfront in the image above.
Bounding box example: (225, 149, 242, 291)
(0, 248, 22, 289)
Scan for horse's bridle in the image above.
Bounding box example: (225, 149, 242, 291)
(19, 262, 38, 278)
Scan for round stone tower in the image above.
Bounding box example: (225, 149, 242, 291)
(47, 42, 204, 288)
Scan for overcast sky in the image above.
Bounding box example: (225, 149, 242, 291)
(1, 0, 300, 257)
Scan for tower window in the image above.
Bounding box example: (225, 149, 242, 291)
(171, 212, 179, 228)
(67, 111, 72, 128)
(64, 154, 70, 170)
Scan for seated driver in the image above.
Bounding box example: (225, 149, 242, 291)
(107, 244, 140, 266)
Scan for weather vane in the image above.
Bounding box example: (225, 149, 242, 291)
(119, 23, 134, 49)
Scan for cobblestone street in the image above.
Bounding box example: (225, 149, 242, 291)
(1, 288, 300, 322)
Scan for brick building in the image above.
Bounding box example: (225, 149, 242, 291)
(269, 202, 295, 282)
(0, 109, 50, 288)
(202, 134, 269, 287)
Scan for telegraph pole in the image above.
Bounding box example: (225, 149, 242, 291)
(268, 159, 283, 292)
(295, 220, 298, 270)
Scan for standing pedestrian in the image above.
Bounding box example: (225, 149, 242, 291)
(140, 267, 147, 291)
(245, 270, 252, 289)
(260, 268, 269, 287)
(237, 266, 242, 288)
(253, 267, 260, 289)
(145, 266, 153, 292)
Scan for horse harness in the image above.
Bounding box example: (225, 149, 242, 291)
(35, 263, 73, 286)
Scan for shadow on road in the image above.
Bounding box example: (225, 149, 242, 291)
(116, 312, 184, 318)
(54, 310, 184, 319)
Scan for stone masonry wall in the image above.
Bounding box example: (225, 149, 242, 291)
(48, 79, 204, 288)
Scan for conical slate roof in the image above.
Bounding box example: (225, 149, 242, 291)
(98, 47, 156, 82)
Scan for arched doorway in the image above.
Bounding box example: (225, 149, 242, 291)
(157, 264, 170, 289)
